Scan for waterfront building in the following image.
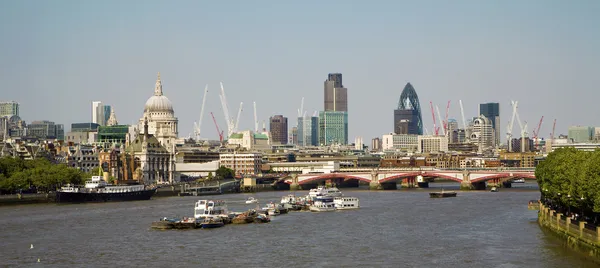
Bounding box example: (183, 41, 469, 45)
(27, 120, 64, 140)
(269, 115, 288, 145)
(417, 135, 449, 153)
(568, 126, 593, 143)
(318, 111, 348, 145)
(219, 153, 263, 176)
(126, 118, 175, 184)
(324, 73, 348, 112)
(66, 144, 99, 173)
(479, 103, 500, 146)
(138, 73, 178, 153)
(382, 133, 418, 152)
(394, 83, 423, 135)
(297, 116, 318, 147)
(0, 101, 19, 117)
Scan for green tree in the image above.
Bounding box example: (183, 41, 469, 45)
(207, 172, 214, 181)
(216, 166, 234, 179)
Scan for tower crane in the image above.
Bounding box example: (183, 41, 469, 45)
(210, 112, 224, 144)
(429, 101, 439, 136)
(443, 100, 450, 135)
(548, 119, 557, 152)
(514, 104, 528, 152)
(219, 82, 233, 137)
(253, 101, 258, 132)
(436, 105, 445, 136)
(532, 116, 544, 151)
(234, 102, 243, 133)
(506, 101, 518, 152)
(194, 84, 209, 141)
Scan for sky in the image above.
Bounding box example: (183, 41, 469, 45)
(1, 0, 599, 143)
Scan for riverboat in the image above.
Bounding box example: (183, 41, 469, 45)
(200, 217, 225, 229)
(490, 187, 498, 192)
(308, 186, 343, 198)
(429, 190, 457, 198)
(245, 197, 258, 204)
(333, 196, 360, 210)
(56, 176, 156, 203)
(194, 200, 229, 219)
(513, 178, 525, 183)
(309, 197, 336, 212)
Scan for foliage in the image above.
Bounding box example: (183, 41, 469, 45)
(207, 172, 214, 181)
(536, 148, 600, 215)
(216, 166, 234, 179)
(0, 156, 86, 193)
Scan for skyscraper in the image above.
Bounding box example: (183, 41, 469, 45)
(269, 115, 288, 144)
(297, 116, 318, 146)
(92, 101, 105, 126)
(0, 101, 19, 117)
(479, 103, 500, 146)
(103, 105, 112, 126)
(318, 111, 348, 145)
(324, 73, 348, 112)
(394, 83, 423, 135)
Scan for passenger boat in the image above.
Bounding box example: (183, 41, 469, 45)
(490, 187, 498, 192)
(308, 186, 343, 199)
(194, 200, 229, 219)
(309, 197, 336, 212)
(333, 196, 360, 210)
(56, 176, 156, 203)
(245, 197, 258, 204)
(429, 190, 457, 198)
(200, 217, 224, 229)
(513, 178, 525, 183)
(262, 202, 281, 216)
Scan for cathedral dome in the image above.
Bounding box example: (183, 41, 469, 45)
(143, 72, 174, 114)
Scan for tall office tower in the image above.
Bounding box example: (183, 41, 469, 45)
(394, 83, 423, 135)
(0, 101, 19, 117)
(324, 73, 348, 112)
(269, 115, 288, 144)
(297, 116, 318, 146)
(290, 126, 298, 145)
(447, 119, 459, 143)
(103, 105, 112, 126)
(318, 111, 348, 145)
(371, 137, 382, 151)
(92, 101, 105, 126)
(479, 103, 500, 146)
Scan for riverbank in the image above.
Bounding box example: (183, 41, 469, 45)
(538, 202, 600, 263)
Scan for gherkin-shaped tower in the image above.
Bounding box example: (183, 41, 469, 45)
(393, 83, 423, 135)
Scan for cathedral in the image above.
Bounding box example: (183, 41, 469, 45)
(126, 73, 178, 185)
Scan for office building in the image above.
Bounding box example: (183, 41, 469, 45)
(394, 83, 423, 135)
(0, 101, 19, 117)
(297, 116, 318, 146)
(290, 126, 298, 145)
(27, 120, 64, 140)
(324, 73, 348, 112)
(479, 103, 500, 146)
(318, 111, 348, 145)
(269, 115, 288, 145)
(568, 126, 593, 143)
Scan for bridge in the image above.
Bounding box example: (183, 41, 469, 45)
(282, 167, 536, 190)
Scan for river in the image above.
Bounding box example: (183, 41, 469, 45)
(0, 182, 597, 267)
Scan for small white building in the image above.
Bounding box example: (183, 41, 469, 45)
(268, 161, 340, 174)
(382, 133, 418, 152)
(417, 135, 449, 153)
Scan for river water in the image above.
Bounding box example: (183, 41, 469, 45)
(0, 182, 597, 268)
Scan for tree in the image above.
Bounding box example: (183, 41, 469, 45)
(207, 172, 214, 181)
(216, 166, 234, 179)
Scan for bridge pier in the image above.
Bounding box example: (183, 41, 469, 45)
(401, 177, 417, 188)
(369, 171, 382, 190)
(289, 174, 302, 191)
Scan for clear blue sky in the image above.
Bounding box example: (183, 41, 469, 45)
(1, 0, 599, 142)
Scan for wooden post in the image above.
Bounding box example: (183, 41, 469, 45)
(556, 213, 562, 229)
(596, 226, 600, 242)
(566, 217, 571, 228)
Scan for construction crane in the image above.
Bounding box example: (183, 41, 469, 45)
(234, 102, 243, 133)
(443, 100, 450, 135)
(297, 97, 304, 118)
(532, 116, 544, 151)
(514, 104, 528, 152)
(253, 101, 258, 132)
(506, 101, 518, 152)
(193, 84, 209, 141)
(429, 101, 439, 136)
(549, 119, 557, 152)
(210, 112, 224, 144)
(219, 82, 233, 137)
(436, 105, 444, 136)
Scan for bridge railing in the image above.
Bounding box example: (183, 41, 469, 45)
(336, 167, 535, 173)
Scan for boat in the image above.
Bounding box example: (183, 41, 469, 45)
(245, 197, 258, 204)
(333, 196, 360, 210)
(429, 190, 457, 198)
(309, 197, 336, 212)
(308, 186, 343, 199)
(172, 217, 197, 229)
(253, 213, 271, 223)
(56, 176, 156, 203)
(262, 202, 281, 216)
(151, 217, 176, 230)
(194, 200, 229, 219)
(490, 187, 498, 192)
(200, 217, 224, 229)
(513, 178, 525, 183)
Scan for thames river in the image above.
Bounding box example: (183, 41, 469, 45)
(0, 182, 597, 268)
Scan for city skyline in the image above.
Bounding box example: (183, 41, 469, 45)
(1, 1, 599, 141)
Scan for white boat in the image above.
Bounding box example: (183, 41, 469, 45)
(308, 186, 343, 198)
(490, 187, 499, 192)
(262, 202, 281, 216)
(309, 197, 336, 212)
(333, 196, 360, 210)
(513, 178, 525, 183)
(194, 200, 229, 219)
(245, 197, 258, 204)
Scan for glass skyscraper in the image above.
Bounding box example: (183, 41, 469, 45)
(394, 83, 423, 135)
(297, 116, 318, 146)
(479, 103, 500, 146)
(318, 111, 348, 145)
